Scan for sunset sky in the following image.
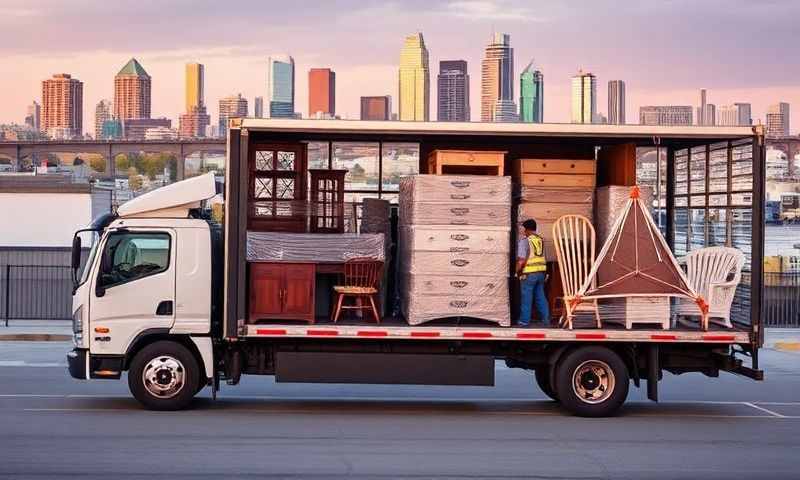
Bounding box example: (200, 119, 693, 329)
(2, 0, 798, 132)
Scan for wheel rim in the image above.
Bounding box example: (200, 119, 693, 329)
(142, 355, 185, 399)
(572, 360, 615, 404)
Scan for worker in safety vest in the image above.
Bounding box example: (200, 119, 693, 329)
(515, 219, 550, 327)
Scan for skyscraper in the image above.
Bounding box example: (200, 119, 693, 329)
(571, 70, 596, 124)
(179, 62, 210, 138)
(696, 89, 716, 126)
(41, 73, 83, 138)
(437, 60, 469, 122)
(607, 80, 626, 125)
(481, 33, 516, 122)
(360, 96, 392, 121)
(766, 102, 790, 137)
(398, 32, 430, 122)
(219, 94, 248, 137)
(519, 61, 543, 123)
(94, 99, 113, 139)
(114, 58, 151, 121)
(25, 101, 41, 131)
(639, 106, 693, 126)
(717, 103, 752, 126)
(254, 96, 264, 118)
(308, 68, 336, 118)
(185, 63, 204, 111)
(267, 55, 295, 118)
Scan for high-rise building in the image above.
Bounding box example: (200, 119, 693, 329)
(308, 68, 336, 118)
(102, 119, 122, 140)
(697, 89, 707, 126)
(437, 60, 469, 122)
(766, 102, 790, 137)
(717, 103, 752, 126)
(607, 80, 626, 125)
(481, 33, 516, 122)
(178, 62, 210, 138)
(254, 96, 264, 118)
(267, 55, 295, 118)
(398, 32, 430, 121)
(639, 106, 693, 126)
(41, 73, 83, 138)
(185, 63, 204, 111)
(360, 96, 392, 121)
(94, 100, 113, 139)
(114, 58, 151, 121)
(571, 70, 596, 124)
(25, 101, 41, 131)
(219, 94, 248, 137)
(122, 118, 171, 141)
(735, 103, 752, 126)
(519, 61, 543, 123)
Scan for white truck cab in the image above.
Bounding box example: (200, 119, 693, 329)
(68, 173, 220, 410)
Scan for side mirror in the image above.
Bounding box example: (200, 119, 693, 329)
(71, 236, 82, 271)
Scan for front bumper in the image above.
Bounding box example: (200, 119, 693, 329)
(67, 348, 88, 380)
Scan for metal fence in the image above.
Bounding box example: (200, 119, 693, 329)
(1, 265, 73, 325)
(763, 272, 800, 328)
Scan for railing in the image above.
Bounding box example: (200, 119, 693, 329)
(1, 265, 73, 325)
(763, 272, 800, 328)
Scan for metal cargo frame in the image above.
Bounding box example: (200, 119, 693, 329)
(223, 120, 765, 360)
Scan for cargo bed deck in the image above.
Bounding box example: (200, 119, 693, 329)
(244, 317, 750, 344)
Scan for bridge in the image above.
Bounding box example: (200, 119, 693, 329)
(0, 139, 226, 180)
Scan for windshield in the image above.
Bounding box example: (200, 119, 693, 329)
(77, 230, 101, 286)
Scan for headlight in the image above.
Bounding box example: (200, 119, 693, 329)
(72, 306, 83, 334)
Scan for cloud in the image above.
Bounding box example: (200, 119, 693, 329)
(444, 1, 546, 22)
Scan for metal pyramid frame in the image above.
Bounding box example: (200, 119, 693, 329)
(572, 186, 709, 329)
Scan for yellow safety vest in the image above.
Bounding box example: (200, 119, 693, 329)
(523, 234, 547, 274)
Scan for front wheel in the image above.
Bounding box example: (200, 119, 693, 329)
(128, 341, 200, 411)
(555, 346, 629, 417)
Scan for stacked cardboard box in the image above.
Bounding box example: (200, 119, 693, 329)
(399, 175, 511, 326)
(516, 158, 596, 261)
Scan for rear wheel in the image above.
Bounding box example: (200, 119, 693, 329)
(555, 346, 629, 417)
(128, 341, 200, 411)
(534, 366, 559, 402)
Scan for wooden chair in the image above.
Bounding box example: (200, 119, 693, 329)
(552, 215, 601, 329)
(333, 258, 384, 323)
(675, 247, 745, 328)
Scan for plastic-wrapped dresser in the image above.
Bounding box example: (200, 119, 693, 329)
(399, 175, 512, 326)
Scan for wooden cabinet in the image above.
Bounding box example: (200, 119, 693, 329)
(249, 262, 315, 323)
(248, 143, 308, 232)
(309, 169, 347, 233)
(427, 150, 506, 176)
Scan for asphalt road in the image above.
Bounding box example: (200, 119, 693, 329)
(0, 342, 798, 479)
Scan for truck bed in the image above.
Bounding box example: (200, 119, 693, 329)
(244, 317, 750, 344)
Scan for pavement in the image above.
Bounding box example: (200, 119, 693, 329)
(0, 338, 798, 478)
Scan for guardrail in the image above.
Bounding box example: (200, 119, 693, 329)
(763, 272, 800, 327)
(2, 265, 73, 325)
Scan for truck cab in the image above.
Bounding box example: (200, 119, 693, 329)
(68, 173, 220, 410)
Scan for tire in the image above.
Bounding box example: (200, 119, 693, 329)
(555, 346, 629, 417)
(128, 340, 200, 411)
(534, 366, 559, 402)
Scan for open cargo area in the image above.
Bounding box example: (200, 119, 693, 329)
(224, 120, 764, 350)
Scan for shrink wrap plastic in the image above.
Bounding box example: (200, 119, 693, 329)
(247, 232, 385, 262)
(400, 174, 512, 204)
(595, 185, 654, 246)
(400, 226, 510, 254)
(402, 274, 509, 297)
(402, 292, 511, 326)
(399, 174, 511, 326)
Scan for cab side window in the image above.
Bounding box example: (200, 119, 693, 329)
(98, 232, 171, 289)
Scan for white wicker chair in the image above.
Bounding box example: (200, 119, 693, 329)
(552, 215, 601, 329)
(675, 247, 745, 328)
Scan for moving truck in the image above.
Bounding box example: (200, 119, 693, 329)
(67, 120, 766, 417)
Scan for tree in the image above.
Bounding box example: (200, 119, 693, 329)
(128, 167, 142, 192)
(89, 156, 106, 173)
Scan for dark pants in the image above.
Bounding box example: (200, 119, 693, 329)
(519, 272, 549, 326)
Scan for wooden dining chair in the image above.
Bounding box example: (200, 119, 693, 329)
(552, 214, 601, 329)
(332, 258, 384, 323)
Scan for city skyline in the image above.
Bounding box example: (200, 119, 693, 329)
(3, 1, 799, 133)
